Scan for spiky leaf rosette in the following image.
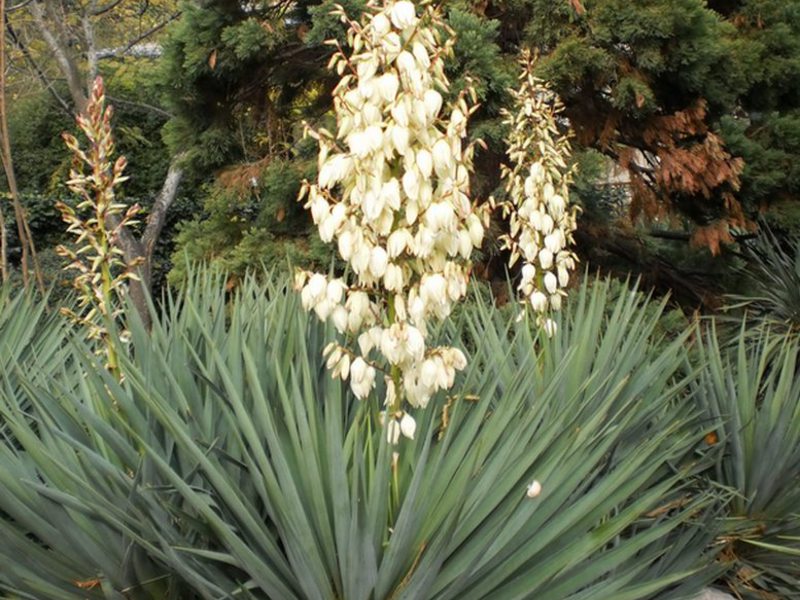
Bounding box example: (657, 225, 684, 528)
(297, 0, 487, 440)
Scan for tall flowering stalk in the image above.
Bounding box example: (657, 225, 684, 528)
(58, 77, 140, 377)
(497, 50, 578, 335)
(297, 0, 487, 441)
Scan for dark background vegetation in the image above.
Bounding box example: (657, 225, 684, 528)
(3, 0, 800, 308)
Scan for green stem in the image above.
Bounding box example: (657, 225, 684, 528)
(386, 295, 403, 519)
(386, 296, 402, 414)
(97, 210, 120, 381)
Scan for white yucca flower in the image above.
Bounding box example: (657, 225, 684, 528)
(297, 0, 488, 442)
(526, 480, 543, 499)
(497, 49, 579, 336)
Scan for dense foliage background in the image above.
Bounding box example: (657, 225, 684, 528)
(1, 0, 799, 307)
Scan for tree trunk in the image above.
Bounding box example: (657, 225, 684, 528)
(28, 1, 88, 112)
(114, 155, 185, 329)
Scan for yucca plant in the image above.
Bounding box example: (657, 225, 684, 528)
(0, 286, 70, 377)
(0, 286, 72, 441)
(693, 323, 800, 598)
(0, 272, 723, 599)
(730, 225, 800, 330)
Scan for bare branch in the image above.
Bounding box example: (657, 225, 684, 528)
(119, 10, 179, 55)
(27, 0, 87, 111)
(142, 154, 184, 257)
(5, 19, 72, 114)
(97, 42, 162, 60)
(90, 0, 124, 16)
(94, 10, 179, 60)
(6, 0, 33, 12)
(106, 94, 173, 119)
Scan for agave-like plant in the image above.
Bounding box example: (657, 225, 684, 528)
(0, 272, 723, 599)
(693, 323, 800, 598)
(0, 286, 70, 379)
(731, 225, 800, 329)
(0, 286, 72, 442)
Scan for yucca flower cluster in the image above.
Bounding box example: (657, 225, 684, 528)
(58, 77, 140, 376)
(497, 51, 578, 336)
(296, 0, 487, 442)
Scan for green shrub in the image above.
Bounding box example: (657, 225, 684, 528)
(732, 226, 800, 329)
(0, 273, 723, 599)
(694, 323, 800, 597)
(167, 158, 335, 286)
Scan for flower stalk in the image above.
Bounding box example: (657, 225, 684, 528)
(297, 0, 488, 441)
(497, 49, 579, 334)
(57, 77, 140, 378)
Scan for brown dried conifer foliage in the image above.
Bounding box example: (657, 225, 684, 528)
(573, 96, 747, 254)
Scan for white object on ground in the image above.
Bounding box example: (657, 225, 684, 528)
(692, 589, 735, 600)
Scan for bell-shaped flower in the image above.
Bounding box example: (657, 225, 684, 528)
(402, 169, 420, 200)
(377, 72, 399, 103)
(420, 358, 439, 389)
(386, 418, 402, 445)
(432, 139, 453, 177)
(416, 149, 433, 179)
(326, 279, 346, 304)
(542, 318, 557, 337)
(301, 274, 327, 310)
(558, 264, 570, 287)
(391, 100, 410, 127)
(423, 89, 442, 120)
(544, 271, 558, 294)
(400, 411, 416, 440)
(544, 232, 561, 254)
(529, 290, 548, 313)
(384, 263, 405, 291)
(405, 325, 426, 362)
(372, 13, 391, 36)
(337, 229, 354, 261)
(369, 246, 389, 278)
(391, 124, 410, 155)
(550, 293, 562, 311)
(396, 50, 416, 76)
(387, 229, 412, 258)
(350, 357, 376, 399)
(467, 214, 484, 247)
(412, 41, 430, 69)
(539, 248, 553, 270)
(390, 1, 417, 29)
(332, 306, 349, 333)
